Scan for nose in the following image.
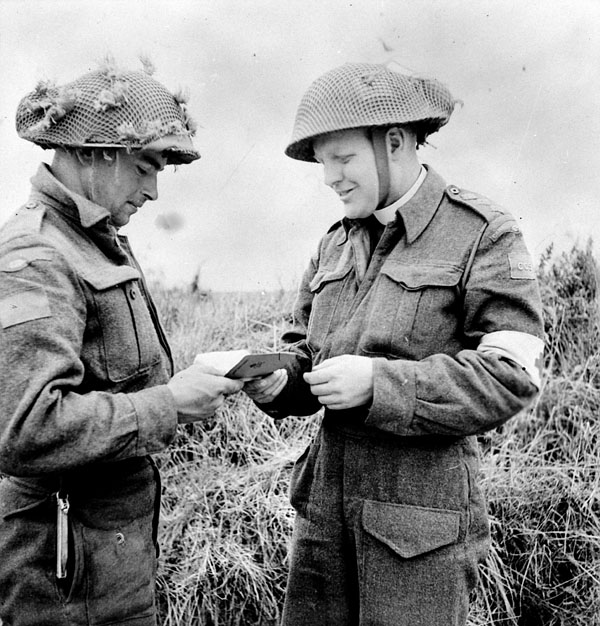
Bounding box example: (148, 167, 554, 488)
(322, 162, 342, 188)
(142, 172, 159, 201)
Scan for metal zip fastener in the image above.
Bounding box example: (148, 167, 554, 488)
(55, 493, 70, 579)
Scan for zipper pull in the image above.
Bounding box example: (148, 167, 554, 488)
(56, 493, 70, 579)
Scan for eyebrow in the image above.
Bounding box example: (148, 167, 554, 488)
(139, 154, 166, 172)
(313, 149, 354, 162)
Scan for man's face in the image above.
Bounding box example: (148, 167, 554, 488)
(313, 128, 379, 220)
(83, 149, 168, 228)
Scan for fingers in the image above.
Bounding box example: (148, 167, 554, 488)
(177, 396, 224, 424)
(303, 356, 341, 385)
(304, 382, 339, 408)
(302, 355, 374, 410)
(243, 369, 287, 404)
(303, 369, 329, 385)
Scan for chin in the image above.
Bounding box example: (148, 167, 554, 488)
(343, 204, 373, 220)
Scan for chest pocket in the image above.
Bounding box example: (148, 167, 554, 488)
(307, 262, 353, 353)
(360, 261, 463, 359)
(84, 268, 163, 384)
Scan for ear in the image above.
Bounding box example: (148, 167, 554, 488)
(387, 127, 404, 156)
(74, 148, 95, 167)
(74, 147, 114, 168)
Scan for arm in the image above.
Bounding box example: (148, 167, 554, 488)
(365, 217, 544, 437)
(247, 255, 322, 418)
(0, 237, 240, 476)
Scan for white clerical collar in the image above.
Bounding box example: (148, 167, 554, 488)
(374, 165, 427, 225)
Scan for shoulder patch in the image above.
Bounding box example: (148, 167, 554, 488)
(508, 253, 536, 280)
(445, 186, 506, 222)
(0, 248, 54, 273)
(0, 287, 52, 329)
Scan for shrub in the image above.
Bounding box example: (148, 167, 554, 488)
(472, 242, 600, 625)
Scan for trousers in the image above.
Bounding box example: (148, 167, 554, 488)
(0, 464, 159, 626)
(281, 421, 490, 626)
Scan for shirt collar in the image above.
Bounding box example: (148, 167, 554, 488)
(374, 165, 427, 225)
(30, 162, 112, 229)
(340, 165, 448, 245)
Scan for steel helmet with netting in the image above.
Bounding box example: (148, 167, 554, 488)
(285, 62, 458, 162)
(16, 59, 200, 165)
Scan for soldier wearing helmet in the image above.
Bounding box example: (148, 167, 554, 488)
(244, 62, 545, 625)
(0, 59, 243, 625)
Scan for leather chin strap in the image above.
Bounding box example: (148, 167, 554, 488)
(369, 127, 391, 211)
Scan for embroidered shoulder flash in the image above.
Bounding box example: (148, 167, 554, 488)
(486, 213, 522, 242)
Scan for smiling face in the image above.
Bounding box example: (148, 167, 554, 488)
(81, 148, 168, 228)
(312, 128, 379, 219)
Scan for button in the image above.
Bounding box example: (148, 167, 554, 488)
(448, 186, 460, 194)
(115, 532, 125, 545)
(25, 201, 38, 210)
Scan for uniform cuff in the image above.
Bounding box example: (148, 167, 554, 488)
(129, 385, 178, 454)
(365, 358, 416, 434)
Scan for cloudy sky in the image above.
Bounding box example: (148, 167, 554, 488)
(1, 0, 599, 291)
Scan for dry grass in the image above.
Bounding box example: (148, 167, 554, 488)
(152, 287, 318, 625)
(152, 242, 600, 626)
(470, 243, 600, 626)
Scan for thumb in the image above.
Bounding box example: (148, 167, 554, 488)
(222, 377, 244, 394)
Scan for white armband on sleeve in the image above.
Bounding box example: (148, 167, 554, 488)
(477, 331, 544, 389)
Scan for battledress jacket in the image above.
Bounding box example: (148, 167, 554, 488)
(0, 164, 178, 626)
(261, 166, 544, 567)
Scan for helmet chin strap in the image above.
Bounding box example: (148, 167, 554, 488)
(369, 127, 391, 211)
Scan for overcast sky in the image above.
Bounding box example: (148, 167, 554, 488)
(1, 0, 599, 291)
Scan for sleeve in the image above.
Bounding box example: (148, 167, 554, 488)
(0, 237, 177, 477)
(254, 253, 322, 419)
(364, 215, 545, 437)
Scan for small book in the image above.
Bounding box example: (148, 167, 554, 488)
(194, 350, 296, 379)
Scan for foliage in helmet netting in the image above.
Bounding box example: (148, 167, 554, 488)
(15, 56, 199, 163)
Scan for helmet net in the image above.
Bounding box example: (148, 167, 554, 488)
(286, 63, 457, 161)
(16, 69, 199, 164)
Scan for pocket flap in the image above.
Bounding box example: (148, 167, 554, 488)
(80, 264, 140, 291)
(309, 264, 352, 293)
(380, 262, 462, 289)
(362, 500, 460, 559)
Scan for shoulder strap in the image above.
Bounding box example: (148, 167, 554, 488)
(0, 200, 46, 245)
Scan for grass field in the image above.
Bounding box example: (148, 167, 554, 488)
(152, 243, 600, 626)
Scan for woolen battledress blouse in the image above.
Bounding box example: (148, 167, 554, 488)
(0, 163, 178, 626)
(262, 165, 544, 576)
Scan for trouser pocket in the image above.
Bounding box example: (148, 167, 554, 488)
(68, 514, 158, 625)
(289, 442, 317, 518)
(358, 500, 473, 626)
